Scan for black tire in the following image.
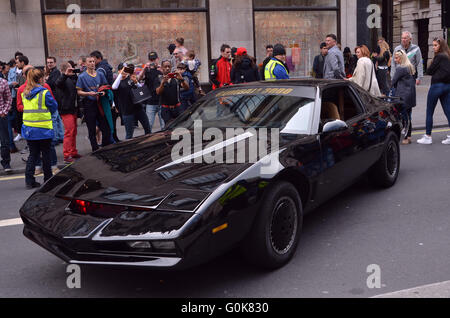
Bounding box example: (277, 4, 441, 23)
(240, 181, 303, 270)
(369, 132, 401, 188)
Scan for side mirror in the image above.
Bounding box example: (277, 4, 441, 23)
(322, 120, 348, 134)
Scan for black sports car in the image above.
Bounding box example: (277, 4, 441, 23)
(20, 80, 404, 270)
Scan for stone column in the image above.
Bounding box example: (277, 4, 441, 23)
(340, 0, 357, 50)
(0, 0, 46, 65)
(208, 0, 254, 58)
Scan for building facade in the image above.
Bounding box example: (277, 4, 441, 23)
(393, 0, 445, 70)
(1, 0, 394, 81)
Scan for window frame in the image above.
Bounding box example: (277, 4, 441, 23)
(41, 0, 208, 14)
(253, 0, 339, 12)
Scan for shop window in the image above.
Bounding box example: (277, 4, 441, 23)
(44, 12, 209, 81)
(254, 11, 337, 78)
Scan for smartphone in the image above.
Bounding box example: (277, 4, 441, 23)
(167, 73, 176, 79)
(73, 69, 81, 74)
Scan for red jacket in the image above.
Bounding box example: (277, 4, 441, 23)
(210, 57, 232, 90)
(17, 81, 55, 112)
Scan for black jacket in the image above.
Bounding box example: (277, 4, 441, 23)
(391, 66, 416, 109)
(97, 60, 114, 85)
(260, 56, 272, 80)
(46, 68, 61, 92)
(427, 53, 450, 85)
(144, 67, 163, 105)
(47, 68, 62, 105)
(55, 74, 78, 115)
(231, 57, 260, 84)
(313, 54, 325, 79)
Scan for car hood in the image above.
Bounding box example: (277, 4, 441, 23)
(41, 130, 288, 210)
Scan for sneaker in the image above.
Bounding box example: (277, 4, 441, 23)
(26, 182, 41, 190)
(34, 166, 43, 176)
(442, 136, 450, 145)
(72, 154, 83, 159)
(417, 135, 432, 145)
(52, 166, 60, 174)
(4, 167, 12, 174)
(14, 134, 22, 142)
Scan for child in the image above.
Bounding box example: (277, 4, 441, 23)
(186, 50, 205, 96)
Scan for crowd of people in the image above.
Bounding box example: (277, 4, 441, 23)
(1, 32, 450, 189)
(312, 31, 450, 145)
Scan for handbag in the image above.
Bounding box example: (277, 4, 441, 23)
(131, 85, 152, 105)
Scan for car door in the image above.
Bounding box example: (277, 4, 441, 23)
(315, 83, 369, 203)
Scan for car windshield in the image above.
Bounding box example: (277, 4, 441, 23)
(167, 87, 316, 134)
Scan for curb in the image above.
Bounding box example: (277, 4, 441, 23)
(0, 164, 68, 177)
(0, 168, 26, 177)
(412, 124, 449, 132)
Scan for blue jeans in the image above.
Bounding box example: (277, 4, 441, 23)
(145, 105, 165, 133)
(426, 83, 450, 135)
(7, 110, 17, 151)
(52, 111, 65, 141)
(0, 117, 11, 169)
(123, 108, 152, 140)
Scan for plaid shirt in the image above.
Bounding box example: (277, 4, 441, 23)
(0, 78, 12, 117)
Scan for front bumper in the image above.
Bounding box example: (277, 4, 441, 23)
(22, 216, 184, 268)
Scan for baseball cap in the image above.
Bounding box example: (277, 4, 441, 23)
(236, 47, 248, 56)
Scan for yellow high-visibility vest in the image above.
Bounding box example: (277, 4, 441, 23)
(265, 59, 288, 80)
(22, 90, 53, 130)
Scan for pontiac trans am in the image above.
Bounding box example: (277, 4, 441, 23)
(20, 80, 404, 270)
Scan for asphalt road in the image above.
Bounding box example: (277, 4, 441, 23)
(1, 130, 450, 298)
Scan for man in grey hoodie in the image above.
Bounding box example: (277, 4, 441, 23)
(391, 31, 423, 85)
(323, 34, 345, 80)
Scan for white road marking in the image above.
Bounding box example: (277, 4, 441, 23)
(0, 218, 23, 227)
(373, 280, 450, 298)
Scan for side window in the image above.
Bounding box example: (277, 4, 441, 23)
(321, 85, 364, 123)
(342, 87, 363, 121)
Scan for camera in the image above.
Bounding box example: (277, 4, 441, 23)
(167, 73, 176, 79)
(73, 69, 81, 74)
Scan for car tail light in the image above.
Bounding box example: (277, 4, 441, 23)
(69, 200, 126, 218)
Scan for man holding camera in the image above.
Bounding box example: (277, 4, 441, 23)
(56, 62, 80, 163)
(156, 60, 189, 124)
(76, 56, 111, 152)
(112, 63, 151, 140)
(139, 52, 164, 133)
